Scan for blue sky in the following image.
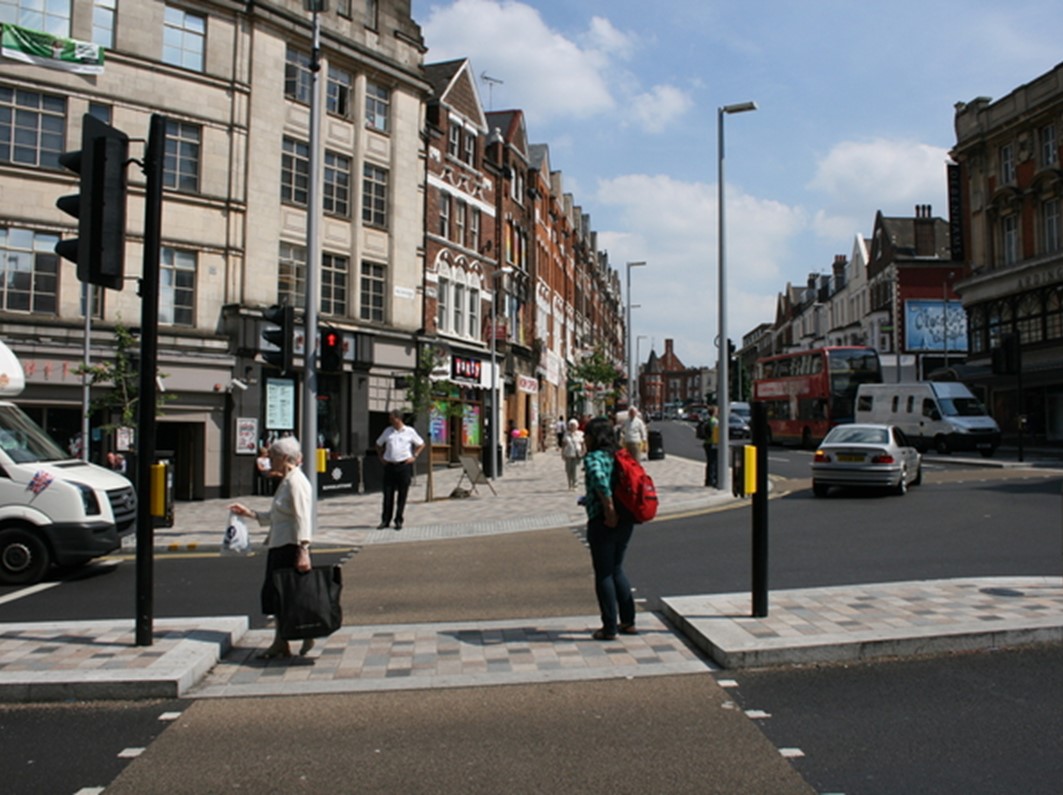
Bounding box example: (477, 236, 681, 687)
(410, 0, 1063, 368)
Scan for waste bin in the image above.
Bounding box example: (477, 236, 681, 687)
(647, 430, 665, 460)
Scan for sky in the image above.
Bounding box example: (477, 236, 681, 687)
(409, 0, 1063, 369)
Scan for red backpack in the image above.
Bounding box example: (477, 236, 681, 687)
(612, 448, 658, 523)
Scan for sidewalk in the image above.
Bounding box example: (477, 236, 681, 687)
(2, 449, 1063, 703)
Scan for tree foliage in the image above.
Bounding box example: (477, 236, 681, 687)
(77, 322, 171, 431)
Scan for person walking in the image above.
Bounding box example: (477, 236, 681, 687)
(700, 405, 720, 488)
(229, 436, 313, 659)
(621, 406, 648, 460)
(555, 416, 566, 449)
(581, 416, 637, 641)
(375, 409, 425, 530)
(560, 418, 585, 490)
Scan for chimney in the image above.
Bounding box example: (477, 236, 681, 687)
(832, 255, 847, 289)
(914, 204, 935, 256)
(664, 338, 674, 358)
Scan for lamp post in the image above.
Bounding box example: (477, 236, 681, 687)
(636, 334, 648, 406)
(626, 261, 646, 407)
(717, 101, 757, 495)
(488, 266, 513, 479)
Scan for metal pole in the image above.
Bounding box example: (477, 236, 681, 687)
(81, 283, 90, 462)
(301, 7, 322, 511)
(489, 280, 498, 479)
(134, 113, 165, 647)
(625, 262, 645, 406)
(751, 400, 769, 617)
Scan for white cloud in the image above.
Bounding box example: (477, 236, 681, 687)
(419, 0, 615, 120)
(630, 84, 693, 134)
(582, 16, 636, 59)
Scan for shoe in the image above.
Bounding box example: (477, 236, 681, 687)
(257, 645, 291, 660)
(377, 522, 390, 529)
(394, 521, 403, 530)
(592, 629, 617, 641)
(619, 624, 638, 635)
(299, 638, 315, 656)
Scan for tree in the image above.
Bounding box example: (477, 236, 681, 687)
(570, 345, 624, 413)
(404, 344, 464, 502)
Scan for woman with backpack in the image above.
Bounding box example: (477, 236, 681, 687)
(560, 418, 585, 490)
(580, 417, 637, 641)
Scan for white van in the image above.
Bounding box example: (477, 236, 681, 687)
(855, 382, 1001, 457)
(0, 341, 136, 584)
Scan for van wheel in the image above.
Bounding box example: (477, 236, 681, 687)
(934, 436, 950, 455)
(0, 528, 51, 585)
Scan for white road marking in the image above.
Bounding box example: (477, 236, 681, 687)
(117, 748, 145, 759)
(779, 747, 805, 758)
(717, 679, 739, 688)
(0, 581, 60, 606)
(745, 709, 772, 719)
(158, 711, 182, 721)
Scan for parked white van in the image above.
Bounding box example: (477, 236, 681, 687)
(855, 382, 1001, 457)
(0, 341, 136, 584)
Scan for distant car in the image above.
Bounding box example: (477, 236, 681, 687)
(811, 423, 922, 497)
(730, 401, 751, 422)
(729, 412, 751, 439)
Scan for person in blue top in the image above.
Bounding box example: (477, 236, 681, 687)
(581, 416, 637, 640)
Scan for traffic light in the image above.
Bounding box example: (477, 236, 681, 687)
(262, 304, 295, 373)
(320, 326, 343, 372)
(55, 114, 129, 290)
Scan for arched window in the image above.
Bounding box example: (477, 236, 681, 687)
(968, 304, 987, 354)
(1016, 293, 1043, 344)
(1046, 287, 1063, 340)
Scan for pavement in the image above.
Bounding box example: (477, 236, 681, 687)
(2, 444, 1063, 704)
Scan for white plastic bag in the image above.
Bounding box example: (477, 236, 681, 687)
(222, 511, 252, 555)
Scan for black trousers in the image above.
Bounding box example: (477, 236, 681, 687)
(381, 461, 413, 524)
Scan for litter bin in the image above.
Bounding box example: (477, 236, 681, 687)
(647, 429, 665, 460)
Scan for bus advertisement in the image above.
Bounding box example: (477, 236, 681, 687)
(753, 346, 883, 447)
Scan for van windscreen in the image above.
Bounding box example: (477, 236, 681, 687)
(0, 405, 69, 463)
(938, 397, 988, 417)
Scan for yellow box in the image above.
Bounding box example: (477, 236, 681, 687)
(317, 448, 327, 473)
(150, 462, 166, 517)
(743, 445, 757, 495)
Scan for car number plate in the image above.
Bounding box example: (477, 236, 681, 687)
(837, 453, 864, 462)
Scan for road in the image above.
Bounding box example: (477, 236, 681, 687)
(2, 421, 1061, 794)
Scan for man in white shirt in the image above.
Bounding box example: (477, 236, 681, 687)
(622, 406, 648, 460)
(375, 409, 425, 530)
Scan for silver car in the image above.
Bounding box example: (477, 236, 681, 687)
(811, 423, 922, 497)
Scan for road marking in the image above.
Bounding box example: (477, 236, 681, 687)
(158, 711, 182, 721)
(717, 678, 739, 688)
(74, 788, 105, 794)
(117, 747, 145, 759)
(0, 581, 59, 606)
(745, 709, 772, 719)
(779, 747, 805, 758)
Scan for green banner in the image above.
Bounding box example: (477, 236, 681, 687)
(1, 23, 104, 74)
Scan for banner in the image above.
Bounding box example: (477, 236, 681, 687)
(1, 24, 104, 74)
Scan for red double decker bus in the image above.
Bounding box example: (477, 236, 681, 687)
(753, 346, 882, 447)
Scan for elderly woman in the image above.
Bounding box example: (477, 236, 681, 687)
(230, 436, 313, 659)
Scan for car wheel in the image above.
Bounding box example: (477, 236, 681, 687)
(812, 482, 829, 498)
(0, 527, 51, 585)
(934, 436, 950, 455)
(912, 463, 922, 486)
(893, 468, 909, 496)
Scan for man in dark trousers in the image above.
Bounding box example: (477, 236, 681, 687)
(375, 409, 425, 530)
(699, 405, 720, 488)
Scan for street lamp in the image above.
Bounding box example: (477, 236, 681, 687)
(717, 101, 757, 494)
(626, 261, 647, 406)
(488, 265, 513, 480)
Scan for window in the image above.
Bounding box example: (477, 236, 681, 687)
(448, 125, 460, 158)
(437, 276, 449, 331)
(999, 143, 1015, 184)
(88, 102, 112, 124)
(164, 120, 200, 192)
(365, 81, 389, 132)
(281, 137, 310, 206)
(163, 6, 205, 72)
(360, 260, 385, 322)
(438, 192, 450, 237)
(468, 287, 480, 338)
(92, 0, 116, 48)
(336, 0, 351, 18)
(278, 243, 306, 306)
(1042, 198, 1061, 254)
(1002, 214, 1019, 266)
(362, 163, 388, 227)
(159, 247, 196, 326)
(323, 151, 351, 217)
(0, 87, 65, 169)
(327, 66, 352, 118)
(321, 253, 348, 316)
(470, 208, 480, 252)
(365, 0, 378, 29)
(0, 0, 70, 37)
(454, 200, 466, 247)
(1017, 293, 1042, 344)
(1042, 123, 1058, 168)
(1046, 289, 1063, 341)
(285, 47, 312, 104)
(463, 131, 476, 164)
(452, 282, 464, 337)
(0, 227, 59, 314)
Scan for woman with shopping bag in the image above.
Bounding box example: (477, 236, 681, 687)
(229, 436, 314, 659)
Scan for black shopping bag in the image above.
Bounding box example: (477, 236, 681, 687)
(273, 565, 343, 640)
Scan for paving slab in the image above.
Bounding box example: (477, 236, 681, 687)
(663, 576, 1063, 669)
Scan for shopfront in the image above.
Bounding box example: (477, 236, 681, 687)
(428, 352, 490, 465)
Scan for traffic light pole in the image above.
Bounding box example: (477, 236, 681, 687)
(134, 114, 166, 647)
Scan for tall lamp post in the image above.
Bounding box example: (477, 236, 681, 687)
(717, 101, 757, 495)
(488, 266, 513, 479)
(626, 261, 647, 406)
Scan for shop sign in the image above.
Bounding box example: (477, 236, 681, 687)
(517, 375, 538, 394)
(451, 356, 482, 383)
